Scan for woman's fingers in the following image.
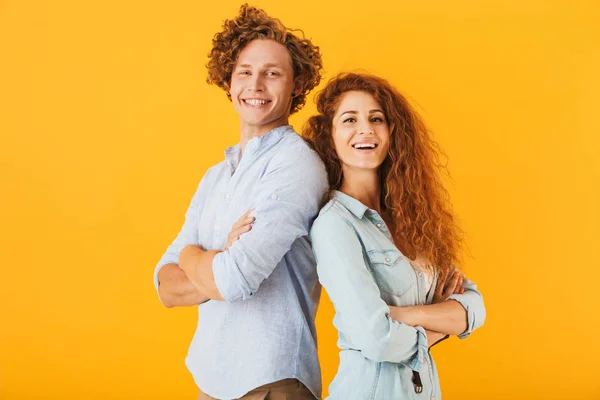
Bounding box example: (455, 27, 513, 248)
(435, 268, 447, 297)
(453, 275, 464, 295)
(444, 270, 461, 297)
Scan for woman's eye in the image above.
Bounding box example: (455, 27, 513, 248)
(371, 117, 385, 123)
(239, 71, 251, 75)
(343, 117, 356, 123)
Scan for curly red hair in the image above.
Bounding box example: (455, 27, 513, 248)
(206, 4, 323, 114)
(303, 73, 463, 271)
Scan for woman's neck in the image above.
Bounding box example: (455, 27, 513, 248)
(339, 167, 381, 214)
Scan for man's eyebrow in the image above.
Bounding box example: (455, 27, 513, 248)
(263, 63, 284, 68)
(235, 63, 284, 69)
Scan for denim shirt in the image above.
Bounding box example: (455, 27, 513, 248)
(154, 126, 328, 399)
(310, 191, 486, 400)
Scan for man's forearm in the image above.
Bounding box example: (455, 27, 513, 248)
(157, 263, 209, 308)
(390, 300, 468, 336)
(180, 245, 225, 301)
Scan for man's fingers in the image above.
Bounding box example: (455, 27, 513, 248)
(233, 224, 252, 237)
(228, 224, 253, 244)
(231, 215, 255, 231)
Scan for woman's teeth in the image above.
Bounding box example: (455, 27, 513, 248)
(352, 143, 377, 149)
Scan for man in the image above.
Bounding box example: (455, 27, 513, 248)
(154, 5, 327, 399)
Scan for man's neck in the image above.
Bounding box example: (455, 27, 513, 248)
(239, 118, 289, 154)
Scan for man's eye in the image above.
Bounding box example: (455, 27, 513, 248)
(266, 71, 279, 76)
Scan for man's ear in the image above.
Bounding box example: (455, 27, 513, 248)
(293, 78, 304, 97)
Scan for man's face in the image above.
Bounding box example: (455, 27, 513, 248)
(229, 39, 298, 134)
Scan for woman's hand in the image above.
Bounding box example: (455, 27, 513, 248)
(432, 267, 464, 304)
(224, 209, 255, 250)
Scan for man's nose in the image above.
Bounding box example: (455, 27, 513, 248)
(248, 74, 265, 92)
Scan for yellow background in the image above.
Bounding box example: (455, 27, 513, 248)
(1, 1, 599, 399)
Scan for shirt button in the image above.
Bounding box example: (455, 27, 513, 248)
(225, 193, 230, 199)
(385, 257, 391, 263)
(215, 226, 220, 232)
(418, 272, 423, 277)
(376, 223, 382, 228)
(271, 194, 278, 200)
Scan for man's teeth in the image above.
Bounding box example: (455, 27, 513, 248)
(353, 143, 377, 149)
(245, 99, 269, 106)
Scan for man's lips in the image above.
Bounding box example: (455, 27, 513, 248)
(242, 99, 272, 107)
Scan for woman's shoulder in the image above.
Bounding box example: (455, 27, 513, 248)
(311, 198, 357, 235)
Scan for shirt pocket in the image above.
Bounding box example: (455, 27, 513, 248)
(366, 249, 416, 297)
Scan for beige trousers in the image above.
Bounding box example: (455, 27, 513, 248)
(198, 378, 315, 400)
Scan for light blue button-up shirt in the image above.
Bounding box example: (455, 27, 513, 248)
(310, 191, 486, 400)
(154, 125, 328, 399)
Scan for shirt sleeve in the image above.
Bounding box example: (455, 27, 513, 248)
(446, 275, 486, 339)
(212, 146, 328, 303)
(153, 175, 207, 293)
(310, 209, 429, 369)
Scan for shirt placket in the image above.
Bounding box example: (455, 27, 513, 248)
(214, 143, 256, 248)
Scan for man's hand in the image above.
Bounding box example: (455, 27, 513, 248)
(225, 209, 255, 250)
(432, 267, 464, 304)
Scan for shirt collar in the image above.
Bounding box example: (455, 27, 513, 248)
(253, 124, 293, 148)
(224, 125, 294, 172)
(332, 190, 369, 219)
(224, 144, 241, 172)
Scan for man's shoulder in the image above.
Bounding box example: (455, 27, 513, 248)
(271, 130, 324, 169)
(195, 160, 229, 188)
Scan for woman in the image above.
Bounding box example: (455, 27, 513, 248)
(304, 73, 486, 399)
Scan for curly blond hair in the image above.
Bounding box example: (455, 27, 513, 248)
(206, 4, 323, 114)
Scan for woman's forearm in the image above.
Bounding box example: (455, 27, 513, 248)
(425, 330, 448, 348)
(390, 300, 468, 336)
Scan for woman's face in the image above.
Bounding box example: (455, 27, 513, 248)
(331, 90, 390, 173)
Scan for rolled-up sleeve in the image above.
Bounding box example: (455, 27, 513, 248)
(153, 176, 206, 293)
(212, 147, 328, 303)
(311, 210, 428, 368)
(447, 276, 486, 339)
